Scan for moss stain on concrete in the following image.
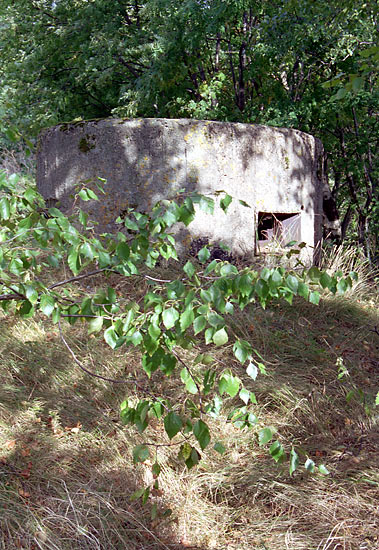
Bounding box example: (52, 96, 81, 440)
(78, 134, 96, 153)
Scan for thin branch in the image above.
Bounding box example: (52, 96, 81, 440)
(172, 349, 204, 414)
(60, 313, 110, 319)
(48, 268, 119, 290)
(144, 274, 172, 283)
(141, 434, 193, 448)
(58, 321, 170, 411)
(0, 293, 22, 301)
(58, 320, 139, 385)
(0, 281, 26, 300)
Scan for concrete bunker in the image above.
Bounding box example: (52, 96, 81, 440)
(37, 118, 324, 264)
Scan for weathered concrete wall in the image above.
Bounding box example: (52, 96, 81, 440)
(37, 118, 323, 261)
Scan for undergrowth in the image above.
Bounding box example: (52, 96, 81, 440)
(1, 269, 378, 550)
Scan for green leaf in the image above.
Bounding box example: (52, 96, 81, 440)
(255, 279, 269, 300)
(179, 205, 195, 226)
(199, 196, 214, 214)
(286, 274, 298, 294)
(198, 246, 210, 263)
(320, 272, 332, 289)
(220, 194, 233, 213)
(205, 327, 214, 344)
(238, 273, 253, 297)
(141, 486, 150, 505)
(18, 300, 35, 318)
(129, 330, 142, 346)
(376, 391, 379, 406)
(220, 263, 238, 276)
(193, 315, 206, 335)
(0, 197, 10, 220)
(308, 267, 321, 281)
(298, 282, 309, 299)
(233, 340, 251, 364)
(25, 286, 39, 304)
(148, 322, 161, 340)
(270, 270, 282, 287)
(185, 447, 201, 469)
(129, 487, 145, 501)
(78, 189, 90, 201)
(305, 458, 315, 472)
(269, 440, 285, 463)
(164, 412, 183, 439)
(219, 371, 240, 397)
(259, 427, 273, 446)
(318, 464, 330, 475)
(133, 445, 150, 464)
(207, 312, 224, 328)
(204, 259, 218, 275)
(67, 248, 80, 275)
(124, 217, 139, 231)
(289, 448, 299, 475)
(330, 87, 348, 101)
(40, 294, 55, 316)
(167, 280, 185, 299)
(88, 316, 104, 334)
(160, 354, 177, 376)
(180, 368, 198, 394)
(193, 419, 210, 450)
(183, 261, 196, 278)
(122, 309, 135, 333)
(104, 327, 118, 349)
(116, 241, 130, 260)
(78, 210, 88, 227)
(212, 327, 228, 346)
(48, 207, 64, 218)
(337, 278, 348, 294)
(87, 189, 98, 200)
(213, 442, 226, 455)
(98, 250, 111, 267)
(162, 307, 179, 329)
(179, 442, 192, 461)
(239, 388, 250, 405)
(80, 242, 94, 260)
(152, 462, 161, 477)
(309, 291, 320, 305)
(180, 307, 194, 331)
(352, 76, 363, 92)
(52, 308, 61, 324)
(246, 361, 258, 380)
(9, 258, 24, 276)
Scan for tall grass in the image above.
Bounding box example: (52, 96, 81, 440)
(1, 261, 378, 550)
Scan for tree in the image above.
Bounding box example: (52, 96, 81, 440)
(0, 171, 356, 484)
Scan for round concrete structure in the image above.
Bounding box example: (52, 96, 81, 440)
(37, 118, 323, 260)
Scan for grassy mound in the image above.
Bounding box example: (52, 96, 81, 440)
(1, 271, 378, 550)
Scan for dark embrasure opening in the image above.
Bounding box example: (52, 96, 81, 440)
(257, 212, 301, 248)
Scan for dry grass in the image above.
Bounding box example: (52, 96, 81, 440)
(1, 267, 378, 550)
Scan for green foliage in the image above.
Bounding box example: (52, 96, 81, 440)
(0, 0, 377, 249)
(0, 172, 360, 489)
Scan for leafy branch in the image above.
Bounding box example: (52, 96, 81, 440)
(0, 171, 357, 490)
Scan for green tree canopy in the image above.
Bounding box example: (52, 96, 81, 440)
(0, 0, 378, 251)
